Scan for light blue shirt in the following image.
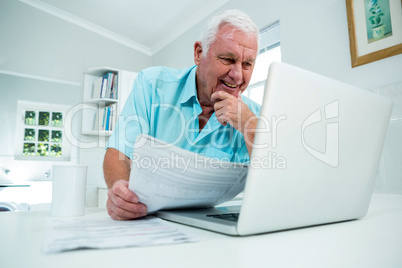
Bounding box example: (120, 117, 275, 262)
(107, 65, 261, 163)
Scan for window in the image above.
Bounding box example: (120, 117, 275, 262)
(244, 21, 281, 105)
(15, 101, 71, 161)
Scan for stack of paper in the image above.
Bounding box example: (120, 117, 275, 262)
(129, 134, 248, 213)
(43, 215, 198, 254)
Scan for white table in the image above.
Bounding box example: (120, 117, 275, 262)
(1, 194, 401, 268)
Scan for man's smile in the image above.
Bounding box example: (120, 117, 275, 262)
(221, 80, 237, 88)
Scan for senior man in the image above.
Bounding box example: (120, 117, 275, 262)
(104, 9, 261, 220)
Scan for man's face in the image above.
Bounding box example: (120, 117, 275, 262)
(195, 24, 258, 103)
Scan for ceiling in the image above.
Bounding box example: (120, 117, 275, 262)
(19, 0, 229, 56)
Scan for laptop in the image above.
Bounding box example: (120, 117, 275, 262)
(157, 62, 392, 236)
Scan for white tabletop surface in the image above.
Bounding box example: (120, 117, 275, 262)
(1, 194, 401, 268)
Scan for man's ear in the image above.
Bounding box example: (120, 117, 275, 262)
(194, 41, 203, 65)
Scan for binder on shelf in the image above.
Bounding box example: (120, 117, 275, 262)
(112, 74, 118, 99)
(91, 72, 118, 99)
(104, 73, 113, 99)
(109, 104, 117, 131)
(102, 106, 109, 130)
(100, 73, 108, 98)
(92, 77, 104, 99)
(105, 106, 111, 131)
(93, 104, 117, 132)
(93, 108, 102, 132)
(94, 107, 107, 132)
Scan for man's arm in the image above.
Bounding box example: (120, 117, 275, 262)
(103, 148, 131, 188)
(103, 148, 147, 220)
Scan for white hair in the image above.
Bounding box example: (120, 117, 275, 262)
(199, 9, 259, 55)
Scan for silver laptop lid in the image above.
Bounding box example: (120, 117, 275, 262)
(237, 62, 392, 235)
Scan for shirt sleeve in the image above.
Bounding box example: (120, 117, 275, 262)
(107, 71, 152, 159)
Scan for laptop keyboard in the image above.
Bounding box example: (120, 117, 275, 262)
(206, 213, 239, 222)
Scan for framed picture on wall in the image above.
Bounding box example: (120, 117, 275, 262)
(346, 0, 402, 67)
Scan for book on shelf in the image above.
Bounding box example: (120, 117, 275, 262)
(104, 106, 111, 130)
(93, 107, 101, 131)
(109, 104, 117, 131)
(93, 104, 117, 132)
(110, 104, 116, 131)
(104, 73, 113, 99)
(91, 72, 118, 99)
(111, 73, 118, 99)
(92, 76, 103, 99)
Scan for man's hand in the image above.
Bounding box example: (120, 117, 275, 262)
(107, 180, 147, 220)
(211, 91, 258, 154)
(211, 91, 255, 132)
(103, 148, 147, 220)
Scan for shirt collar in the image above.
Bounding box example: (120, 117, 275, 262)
(180, 65, 198, 106)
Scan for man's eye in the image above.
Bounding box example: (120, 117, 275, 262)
(242, 62, 253, 70)
(220, 57, 234, 64)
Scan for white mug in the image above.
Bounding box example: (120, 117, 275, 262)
(51, 165, 88, 217)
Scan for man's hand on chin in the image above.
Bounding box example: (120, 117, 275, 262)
(211, 91, 256, 133)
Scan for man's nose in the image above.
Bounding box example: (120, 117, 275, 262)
(228, 63, 243, 84)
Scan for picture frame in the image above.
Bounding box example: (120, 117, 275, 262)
(346, 0, 402, 67)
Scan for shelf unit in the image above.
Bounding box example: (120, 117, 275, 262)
(81, 67, 137, 136)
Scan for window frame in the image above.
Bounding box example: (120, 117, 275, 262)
(15, 100, 71, 161)
(244, 21, 281, 105)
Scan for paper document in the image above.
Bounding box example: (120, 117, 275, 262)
(43, 215, 198, 254)
(129, 134, 248, 213)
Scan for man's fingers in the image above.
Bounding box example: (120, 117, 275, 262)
(112, 180, 139, 203)
(211, 90, 234, 103)
(106, 179, 148, 220)
(107, 199, 147, 220)
(216, 115, 230, 126)
(108, 188, 146, 211)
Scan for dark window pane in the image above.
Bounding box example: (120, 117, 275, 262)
(25, 111, 36, 125)
(51, 130, 62, 142)
(38, 130, 49, 142)
(23, 143, 35, 156)
(51, 144, 62, 157)
(37, 143, 49, 156)
(24, 128, 36, 141)
(39, 112, 50, 126)
(52, 112, 63, 127)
